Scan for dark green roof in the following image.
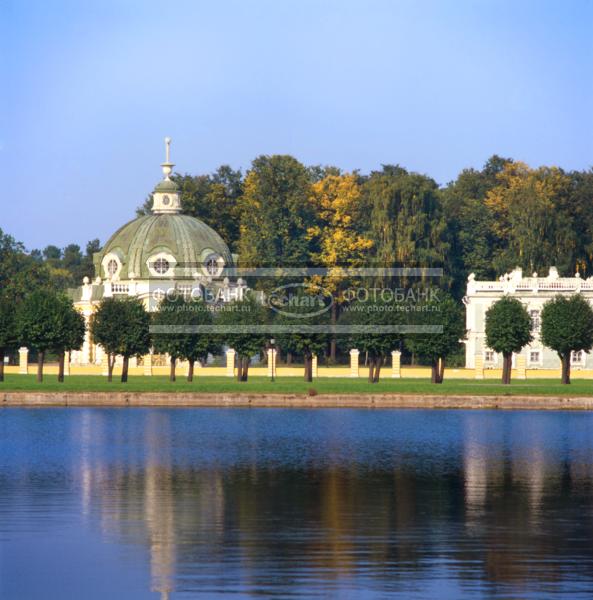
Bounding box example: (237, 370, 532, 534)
(97, 214, 233, 280)
(154, 179, 179, 193)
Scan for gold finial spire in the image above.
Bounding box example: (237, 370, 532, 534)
(161, 136, 174, 180)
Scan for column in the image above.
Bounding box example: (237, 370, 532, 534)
(474, 354, 484, 380)
(101, 352, 110, 377)
(143, 352, 153, 376)
(312, 355, 318, 378)
(82, 311, 92, 365)
(18, 347, 29, 374)
(64, 351, 70, 376)
(226, 349, 236, 377)
(267, 348, 277, 378)
(349, 349, 360, 378)
(391, 350, 401, 378)
(516, 354, 526, 380)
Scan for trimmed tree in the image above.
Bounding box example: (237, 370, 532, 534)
(339, 295, 404, 383)
(0, 294, 18, 382)
(485, 296, 532, 384)
(17, 290, 84, 382)
(273, 290, 329, 382)
(54, 301, 85, 382)
(90, 297, 151, 382)
(217, 294, 268, 382)
(541, 294, 593, 384)
(152, 295, 220, 382)
(405, 292, 466, 383)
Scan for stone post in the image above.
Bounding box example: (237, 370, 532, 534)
(18, 347, 28, 374)
(312, 355, 318, 378)
(391, 350, 401, 378)
(143, 352, 153, 376)
(64, 351, 70, 376)
(516, 354, 526, 380)
(349, 349, 360, 378)
(267, 348, 277, 378)
(474, 354, 484, 380)
(226, 349, 236, 377)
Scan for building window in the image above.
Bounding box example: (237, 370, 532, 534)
(107, 259, 118, 277)
(154, 258, 170, 275)
(529, 350, 540, 364)
(205, 255, 222, 276)
(484, 350, 495, 363)
(529, 310, 541, 332)
(571, 350, 585, 365)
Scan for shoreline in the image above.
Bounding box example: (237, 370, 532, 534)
(2, 392, 593, 410)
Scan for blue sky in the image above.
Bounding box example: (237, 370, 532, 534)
(1, 0, 592, 250)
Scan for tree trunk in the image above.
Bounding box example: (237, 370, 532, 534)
(108, 354, 115, 382)
(37, 350, 45, 383)
(561, 354, 571, 384)
(121, 355, 129, 383)
(373, 356, 382, 383)
(287, 352, 292, 366)
(437, 357, 445, 384)
(58, 351, 65, 383)
(431, 359, 438, 384)
(242, 357, 249, 382)
(368, 358, 375, 383)
(170, 357, 176, 382)
(304, 354, 313, 382)
(329, 301, 337, 362)
(187, 359, 195, 382)
(237, 356, 243, 382)
(0, 349, 4, 382)
(502, 352, 512, 385)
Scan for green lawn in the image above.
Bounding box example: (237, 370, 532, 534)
(1, 374, 593, 396)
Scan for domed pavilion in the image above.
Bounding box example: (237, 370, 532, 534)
(69, 138, 247, 366)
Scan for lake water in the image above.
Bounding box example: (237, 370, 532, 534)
(1, 408, 593, 599)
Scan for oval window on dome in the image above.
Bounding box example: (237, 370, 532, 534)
(204, 254, 223, 277)
(107, 259, 119, 277)
(154, 257, 170, 275)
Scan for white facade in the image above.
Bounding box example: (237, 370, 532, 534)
(465, 267, 593, 369)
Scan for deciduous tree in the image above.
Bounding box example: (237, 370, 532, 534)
(485, 296, 532, 384)
(405, 291, 466, 383)
(272, 290, 329, 382)
(541, 294, 593, 384)
(217, 294, 268, 382)
(339, 295, 404, 383)
(17, 290, 84, 382)
(152, 295, 220, 382)
(90, 297, 151, 382)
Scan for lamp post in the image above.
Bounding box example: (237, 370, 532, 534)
(270, 338, 276, 383)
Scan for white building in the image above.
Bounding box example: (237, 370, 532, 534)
(465, 267, 593, 370)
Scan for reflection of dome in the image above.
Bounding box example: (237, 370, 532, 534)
(97, 214, 233, 280)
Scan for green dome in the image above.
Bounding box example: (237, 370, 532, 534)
(154, 179, 179, 193)
(96, 214, 233, 280)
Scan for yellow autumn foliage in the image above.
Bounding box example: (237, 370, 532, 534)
(307, 174, 373, 300)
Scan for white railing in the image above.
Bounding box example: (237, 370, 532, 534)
(111, 284, 129, 294)
(472, 278, 593, 294)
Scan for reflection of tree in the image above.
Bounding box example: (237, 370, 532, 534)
(8, 410, 592, 597)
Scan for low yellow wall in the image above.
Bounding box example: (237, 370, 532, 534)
(5, 364, 593, 379)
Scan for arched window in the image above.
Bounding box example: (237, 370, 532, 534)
(107, 259, 118, 277)
(206, 257, 218, 276)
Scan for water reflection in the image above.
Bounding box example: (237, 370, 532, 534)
(1, 408, 593, 599)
